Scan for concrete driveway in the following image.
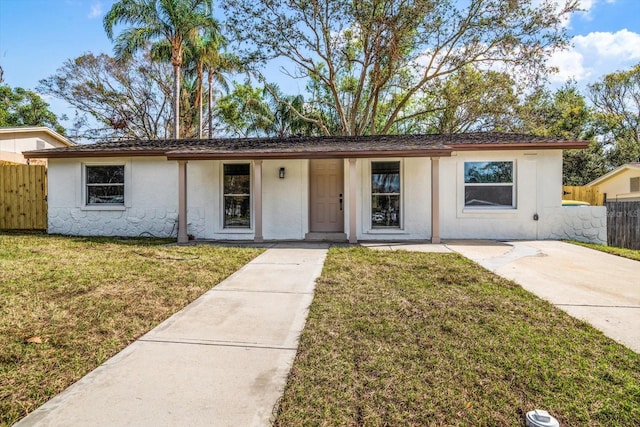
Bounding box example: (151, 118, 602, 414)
(446, 240, 640, 353)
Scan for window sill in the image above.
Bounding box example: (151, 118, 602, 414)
(459, 207, 518, 218)
(462, 206, 516, 212)
(366, 228, 405, 234)
(217, 228, 254, 234)
(81, 205, 126, 211)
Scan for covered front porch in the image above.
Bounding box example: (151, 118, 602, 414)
(172, 155, 447, 245)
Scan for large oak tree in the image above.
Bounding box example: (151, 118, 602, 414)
(222, 0, 579, 136)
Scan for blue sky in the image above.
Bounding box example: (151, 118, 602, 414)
(1, 0, 640, 131)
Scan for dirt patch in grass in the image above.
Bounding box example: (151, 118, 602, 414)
(568, 240, 640, 262)
(0, 234, 263, 426)
(274, 247, 640, 426)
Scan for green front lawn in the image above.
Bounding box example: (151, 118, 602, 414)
(274, 248, 640, 426)
(568, 241, 640, 262)
(0, 233, 263, 426)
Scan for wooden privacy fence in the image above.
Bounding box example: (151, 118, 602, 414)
(607, 201, 640, 250)
(0, 164, 47, 230)
(562, 185, 604, 206)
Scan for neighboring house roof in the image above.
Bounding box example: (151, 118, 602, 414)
(23, 132, 588, 160)
(587, 163, 640, 186)
(0, 126, 75, 147)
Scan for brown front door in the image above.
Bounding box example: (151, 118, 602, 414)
(310, 159, 344, 232)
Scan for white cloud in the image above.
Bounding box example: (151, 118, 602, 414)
(88, 2, 103, 19)
(548, 29, 640, 83)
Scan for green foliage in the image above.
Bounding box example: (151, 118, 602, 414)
(0, 85, 65, 134)
(513, 82, 606, 185)
(181, 27, 240, 138)
(512, 64, 640, 184)
(104, 0, 217, 138)
(216, 82, 265, 137)
(404, 67, 519, 134)
(518, 83, 593, 140)
(589, 63, 640, 167)
(223, 0, 578, 135)
(217, 82, 320, 137)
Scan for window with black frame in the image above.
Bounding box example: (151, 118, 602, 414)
(464, 161, 514, 208)
(371, 161, 400, 227)
(86, 165, 125, 205)
(223, 163, 251, 228)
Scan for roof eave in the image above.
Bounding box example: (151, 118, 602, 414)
(23, 149, 168, 159)
(448, 141, 590, 151)
(165, 149, 453, 160)
(0, 126, 75, 146)
(587, 164, 640, 186)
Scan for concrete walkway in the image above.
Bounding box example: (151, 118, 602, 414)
(16, 243, 329, 427)
(366, 240, 640, 353)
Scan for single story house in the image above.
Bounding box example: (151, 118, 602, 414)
(0, 126, 74, 165)
(24, 133, 601, 244)
(587, 162, 640, 202)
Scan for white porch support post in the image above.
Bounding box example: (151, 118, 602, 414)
(254, 160, 263, 242)
(431, 157, 441, 244)
(177, 160, 189, 244)
(348, 158, 357, 244)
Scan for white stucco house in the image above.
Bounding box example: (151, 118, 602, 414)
(0, 126, 74, 164)
(588, 162, 640, 202)
(23, 133, 607, 244)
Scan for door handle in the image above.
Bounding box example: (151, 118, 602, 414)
(339, 193, 343, 211)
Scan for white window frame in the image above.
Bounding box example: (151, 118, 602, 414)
(368, 159, 403, 231)
(462, 160, 516, 211)
(81, 162, 130, 211)
(221, 161, 253, 231)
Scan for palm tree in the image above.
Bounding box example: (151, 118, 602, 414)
(204, 52, 241, 138)
(185, 26, 223, 138)
(104, 0, 215, 139)
(254, 84, 314, 137)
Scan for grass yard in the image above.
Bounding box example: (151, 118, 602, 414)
(274, 248, 640, 426)
(0, 233, 263, 426)
(568, 241, 640, 262)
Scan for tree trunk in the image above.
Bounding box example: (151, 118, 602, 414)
(208, 70, 214, 139)
(197, 64, 204, 139)
(173, 63, 180, 139)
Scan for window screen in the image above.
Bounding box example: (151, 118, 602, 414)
(371, 161, 400, 227)
(223, 163, 251, 228)
(86, 165, 125, 205)
(464, 161, 514, 208)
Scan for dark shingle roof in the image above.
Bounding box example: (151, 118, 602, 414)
(23, 133, 588, 159)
